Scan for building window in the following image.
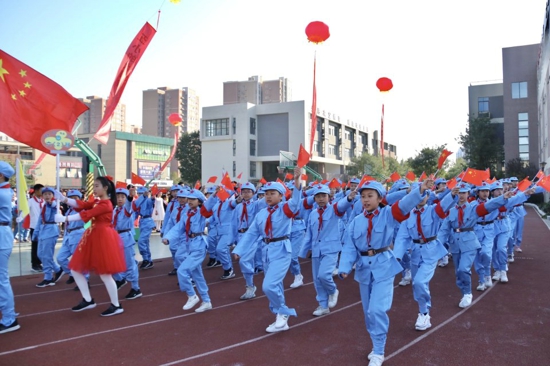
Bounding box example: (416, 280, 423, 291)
(518, 112, 529, 159)
(328, 144, 335, 156)
(249, 161, 256, 178)
(313, 143, 318, 152)
(519, 153, 529, 161)
(519, 137, 529, 145)
(478, 97, 489, 113)
(250, 118, 256, 135)
(205, 118, 229, 136)
(344, 148, 351, 158)
(233, 139, 236, 156)
(519, 145, 529, 153)
(233, 161, 236, 177)
(250, 139, 256, 156)
(344, 130, 350, 141)
(511, 82, 528, 99)
(232, 118, 236, 134)
(328, 125, 335, 136)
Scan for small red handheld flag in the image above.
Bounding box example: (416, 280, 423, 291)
(260, 177, 267, 184)
(207, 176, 217, 184)
(194, 180, 201, 189)
(328, 178, 340, 189)
(285, 173, 294, 180)
(131, 173, 146, 186)
(517, 177, 531, 192)
(437, 149, 453, 169)
(537, 175, 550, 192)
(405, 171, 416, 181)
(390, 171, 401, 182)
(297, 143, 310, 168)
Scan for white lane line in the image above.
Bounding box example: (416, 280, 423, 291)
(159, 301, 363, 366)
(0, 281, 317, 357)
(385, 284, 497, 361)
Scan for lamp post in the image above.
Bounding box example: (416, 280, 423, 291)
(541, 161, 547, 174)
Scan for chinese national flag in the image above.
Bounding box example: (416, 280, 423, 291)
(151, 184, 159, 196)
(93, 23, 156, 144)
(405, 171, 416, 181)
(297, 143, 310, 168)
(357, 174, 375, 188)
(220, 173, 233, 191)
(537, 175, 550, 192)
(115, 181, 127, 189)
(418, 171, 427, 182)
(517, 177, 531, 192)
(457, 171, 466, 180)
(260, 177, 267, 184)
(462, 168, 486, 186)
(236, 172, 243, 181)
(131, 172, 146, 186)
(390, 171, 401, 182)
(447, 177, 457, 190)
(321, 179, 328, 184)
(328, 178, 340, 189)
(207, 176, 217, 184)
(301, 174, 308, 181)
(194, 180, 201, 189)
(535, 170, 544, 180)
(216, 188, 230, 202)
(0, 50, 88, 154)
(285, 173, 294, 180)
(437, 149, 453, 169)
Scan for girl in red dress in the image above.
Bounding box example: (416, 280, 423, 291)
(55, 176, 127, 316)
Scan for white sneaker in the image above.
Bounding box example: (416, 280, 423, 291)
(368, 354, 384, 366)
(484, 276, 493, 288)
(459, 293, 473, 308)
(266, 314, 289, 333)
(332, 268, 339, 277)
(438, 255, 449, 267)
(312, 306, 330, 316)
(182, 295, 200, 310)
(195, 302, 212, 313)
(508, 254, 515, 263)
(328, 289, 339, 308)
(415, 313, 431, 331)
(240, 285, 257, 300)
(399, 269, 412, 286)
(492, 271, 501, 281)
(476, 283, 486, 291)
(289, 274, 303, 289)
(499, 271, 509, 283)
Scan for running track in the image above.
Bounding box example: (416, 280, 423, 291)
(1, 207, 549, 365)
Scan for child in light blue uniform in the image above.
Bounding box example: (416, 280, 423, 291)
(0, 162, 20, 334)
(508, 177, 527, 253)
(163, 189, 188, 274)
(287, 190, 311, 288)
(339, 179, 434, 366)
(56, 190, 85, 285)
(300, 184, 356, 316)
(163, 189, 214, 313)
(204, 186, 221, 268)
(33, 187, 63, 287)
(160, 185, 181, 239)
(112, 188, 142, 300)
(233, 168, 302, 333)
(393, 184, 458, 331)
(437, 182, 512, 309)
(132, 186, 155, 269)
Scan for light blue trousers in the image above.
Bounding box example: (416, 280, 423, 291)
(411, 259, 438, 314)
(138, 219, 154, 262)
(177, 245, 210, 303)
(312, 253, 338, 308)
(289, 229, 305, 276)
(262, 241, 296, 317)
(452, 249, 477, 295)
(38, 236, 60, 280)
(0, 247, 17, 326)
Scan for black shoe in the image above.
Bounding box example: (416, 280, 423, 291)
(0, 319, 20, 334)
(220, 268, 235, 280)
(100, 304, 124, 317)
(254, 267, 264, 274)
(31, 266, 43, 273)
(66, 276, 75, 285)
(206, 258, 216, 268)
(143, 261, 154, 270)
(139, 260, 148, 269)
(53, 269, 64, 283)
(125, 288, 143, 300)
(74, 282, 91, 291)
(116, 279, 128, 290)
(72, 298, 96, 312)
(213, 260, 222, 268)
(36, 280, 55, 288)
(191, 279, 196, 287)
(168, 269, 177, 276)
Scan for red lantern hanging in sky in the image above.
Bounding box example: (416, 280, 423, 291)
(168, 113, 182, 126)
(305, 21, 330, 44)
(376, 77, 393, 167)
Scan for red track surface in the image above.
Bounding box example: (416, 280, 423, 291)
(1, 207, 549, 366)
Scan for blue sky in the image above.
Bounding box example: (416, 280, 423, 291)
(1, 0, 546, 159)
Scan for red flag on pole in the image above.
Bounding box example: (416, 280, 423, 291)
(517, 177, 531, 192)
(301, 174, 308, 181)
(131, 172, 146, 186)
(260, 177, 267, 184)
(116, 181, 127, 189)
(216, 188, 230, 202)
(447, 177, 457, 190)
(437, 149, 453, 169)
(328, 178, 340, 189)
(93, 23, 156, 144)
(285, 173, 294, 180)
(0, 50, 88, 153)
(390, 171, 401, 182)
(357, 174, 375, 188)
(418, 172, 427, 182)
(194, 180, 201, 189)
(220, 173, 233, 191)
(405, 171, 416, 181)
(297, 143, 310, 168)
(309, 56, 317, 154)
(537, 175, 550, 192)
(535, 170, 544, 180)
(462, 168, 486, 186)
(380, 104, 385, 167)
(207, 176, 217, 184)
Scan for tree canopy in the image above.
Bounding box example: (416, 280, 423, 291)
(176, 131, 201, 184)
(459, 115, 504, 174)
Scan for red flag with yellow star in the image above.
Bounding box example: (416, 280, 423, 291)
(0, 50, 88, 153)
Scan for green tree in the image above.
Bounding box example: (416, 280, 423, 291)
(406, 145, 448, 176)
(445, 157, 468, 179)
(459, 115, 504, 174)
(0, 158, 35, 188)
(505, 158, 539, 180)
(176, 131, 201, 184)
(346, 153, 404, 180)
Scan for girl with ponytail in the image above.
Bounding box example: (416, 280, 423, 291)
(54, 175, 127, 317)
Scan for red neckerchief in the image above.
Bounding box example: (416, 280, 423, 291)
(414, 207, 427, 242)
(364, 209, 379, 247)
(241, 200, 249, 223)
(34, 196, 43, 208)
(264, 205, 279, 238)
(317, 206, 326, 232)
(456, 204, 466, 227)
(185, 209, 197, 239)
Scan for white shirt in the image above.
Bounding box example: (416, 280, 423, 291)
(28, 196, 43, 229)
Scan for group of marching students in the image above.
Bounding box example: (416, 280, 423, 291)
(0, 160, 547, 366)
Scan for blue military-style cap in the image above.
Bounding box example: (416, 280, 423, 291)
(457, 183, 470, 193)
(176, 187, 190, 198)
(170, 185, 182, 191)
(435, 178, 447, 186)
(115, 188, 129, 196)
(358, 181, 386, 198)
(510, 177, 519, 182)
(477, 181, 491, 191)
(490, 181, 503, 191)
(67, 189, 83, 198)
(136, 186, 148, 194)
(42, 187, 55, 195)
(185, 189, 207, 202)
(0, 161, 15, 179)
(312, 184, 330, 196)
(206, 186, 217, 194)
(262, 181, 286, 195)
(240, 182, 256, 193)
(350, 177, 361, 184)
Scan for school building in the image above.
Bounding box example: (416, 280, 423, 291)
(200, 100, 397, 183)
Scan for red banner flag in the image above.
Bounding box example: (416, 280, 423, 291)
(0, 50, 88, 154)
(328, 178, 340, 189)
(309, 57, 317, 154)
(207, 176, 217, 184)
(437, 149, 453, 169)
(390, 171, 401, 182)
(517, 177, 531, 192)
(285, 173, 294, 180)
(447, 177, 457, 190)
(220, 173, 233, 191)
(405, 171, 416, 181)
(131, 172, 146, 186)
(260, 177, 267, 184)
(116, 181, 127, 189)
(194, 180, 201, 189)
(457, 171, 466, 180)
(537, 175, 550, 192)
(216, 188, 230, 202)
(418, 171, 427, 182)
(462, 168, 486, 186)
(297, 143, 310, 168)
(535, 170, 544, 180)
(93, 23, 156, 144)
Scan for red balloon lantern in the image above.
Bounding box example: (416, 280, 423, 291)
(168, 113, 183, 126)
(376, 77, 393, 92)
(305, 21, 330, 44)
